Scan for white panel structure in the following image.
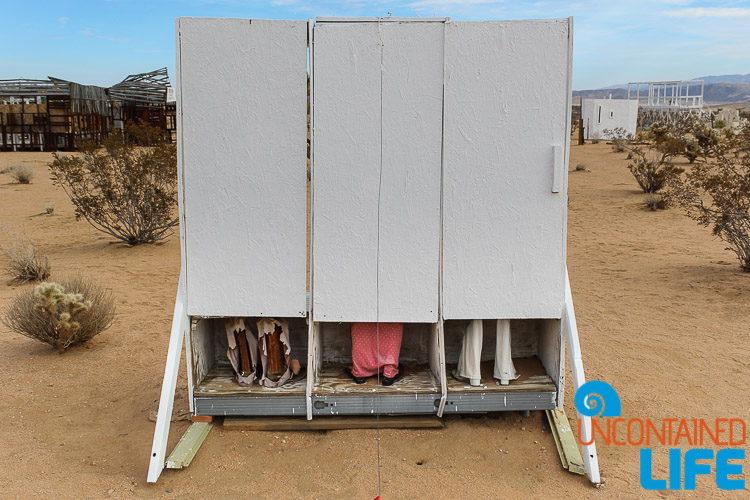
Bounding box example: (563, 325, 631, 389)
(442, 20, 573, 320)
(177, 18, 308, 317)
(312, 21, 443, 322)
(582, 98, 638, 140)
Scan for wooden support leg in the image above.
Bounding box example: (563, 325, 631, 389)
(147, 272, 188, 483)
(563, 268, 601, 485)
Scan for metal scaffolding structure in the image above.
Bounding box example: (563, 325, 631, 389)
(627, 80, 711, 127)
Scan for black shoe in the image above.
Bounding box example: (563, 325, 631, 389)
(344, 367, 367, 384)
(382, 364, 404, 386)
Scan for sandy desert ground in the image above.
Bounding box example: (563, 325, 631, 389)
(0, 142, 748, 498)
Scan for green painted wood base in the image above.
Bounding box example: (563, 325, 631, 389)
(546, 409, 585, 475)
(166, 421, 213, 469)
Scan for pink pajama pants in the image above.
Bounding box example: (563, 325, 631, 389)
(350, 322, 403, 379)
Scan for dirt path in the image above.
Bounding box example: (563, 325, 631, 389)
(0, 145, 747, 498)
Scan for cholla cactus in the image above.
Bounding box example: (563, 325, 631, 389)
(34, 282, 92, 352)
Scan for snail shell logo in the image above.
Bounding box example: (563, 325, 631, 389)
(575, 380, 621, 417)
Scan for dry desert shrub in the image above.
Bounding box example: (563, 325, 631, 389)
(0, 227, 51, 282)
(626, 146, 682, 193)
(2, 275, 115, 352)
(9, 164, 35, 184)
(666, 123, 750, 271)
(644, 194, 667, 211)
(49, 123, 178, 245)
(603, 127, 633, 153)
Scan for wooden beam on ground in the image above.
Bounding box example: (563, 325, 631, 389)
(223, 416, 444, 432)
(166, 422, 213, 469)
(546, 409, 585, 475)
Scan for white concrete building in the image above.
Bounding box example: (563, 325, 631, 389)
(582, 98, 638, 140)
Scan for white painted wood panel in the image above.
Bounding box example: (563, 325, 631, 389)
(312, 21, 443, 322)
(442, 19, 572, 320)
(178, 18, 308, 317)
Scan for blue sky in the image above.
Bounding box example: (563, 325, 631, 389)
(2, 0, 748, 90)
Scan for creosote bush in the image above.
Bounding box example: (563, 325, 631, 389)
(2, 275, 115, 352)
(0, 227, 51, 282)
(49, 122, 178, 245)
(666, 123, 750, 271)
(626, 146, 682, 193)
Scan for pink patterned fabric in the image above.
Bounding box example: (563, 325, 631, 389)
(350, 322, 403, 378)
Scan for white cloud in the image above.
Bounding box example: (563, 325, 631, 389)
(662, 7, 750, 18)
(79, 28, 94, 36)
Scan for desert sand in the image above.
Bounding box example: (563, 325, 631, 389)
(0, 143, 748, 498)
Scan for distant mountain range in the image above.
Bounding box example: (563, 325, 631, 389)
(574, 74, 750, 104)
(695, 73, 750, 84)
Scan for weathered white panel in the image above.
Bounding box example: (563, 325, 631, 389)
(312, 22, 443, 322)
(442, 20, 572, 319)
(178, 18, 307, 317)
(582, 98, 639, 140)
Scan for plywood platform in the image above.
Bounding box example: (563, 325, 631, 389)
(313, 364, 440, 396)
(196, 363, 307, 397)
(446, 357, 555, 393)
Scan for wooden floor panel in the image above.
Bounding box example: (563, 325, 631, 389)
(197, 358, 553, 397)
(446, 357, 555, 393)
(196, 363, 307, 397)
(313, 364, 439, 396)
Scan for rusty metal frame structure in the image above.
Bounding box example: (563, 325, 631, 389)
(0, 68, 175, 151)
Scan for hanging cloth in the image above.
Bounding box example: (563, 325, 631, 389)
(350, 322, 403, 379)
(455, 319, 520, 386)
(494, 319, 519, 385)
(225, 318, 258, 387)
(257, 318, 301, 388)
(455, 319, 483, 385)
